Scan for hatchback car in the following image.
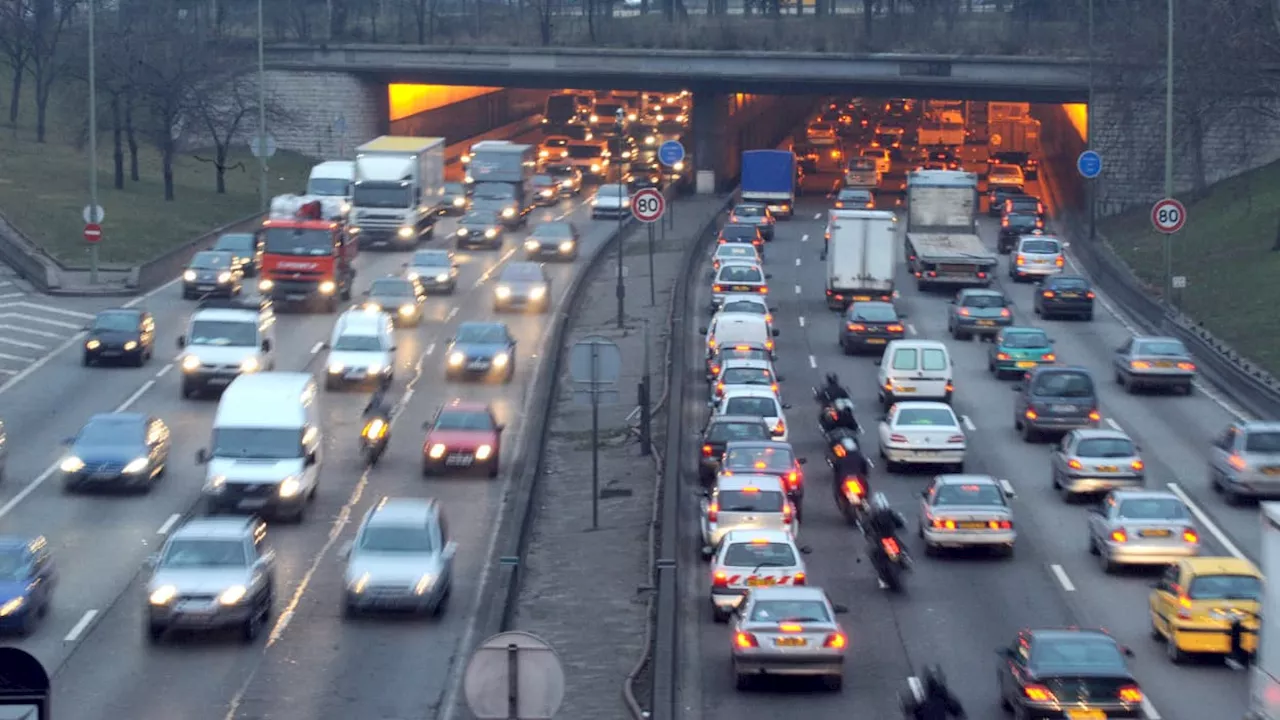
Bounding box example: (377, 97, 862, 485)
(701, 478, 796, 558)
(1009, 234, 1065, 282)
(996, 629, 1143, 718)
(839, 301, 905, 355)
(1051, 429, 1145, 501)
(712, 264, 769, 309)
(717, 388, 790, 441)
(987, 327, 1055, 378)
(1034, 275, 1095, 320)
(524, 221, 579, 261)
(709, 530, 809, 621)
(1003, 193, 1046, 221)
(1087, 490, 1199, 572)
(878, 401, 965, 473)
(699, 416, 773, 486)
(1210, 421, 1280, 503)
(322, 310, 396, 389)
(728, 203, 775, 242)
(444, 322, 516, 384)
(422, 401, 503, 477)
(342, 497, 456, 617)
(947, 288, 1012, 340)
(211, 232, 263, 276)
(363, 276, 426, 327)
(731, 585, 848, 691)
(1150, 557, 1262, 663)
(996, 212, 1044, 253)
(918, 474, 1016, 556)
(1013, 366, 1100, 442)
(1113, 336, 1196, 394)
(61, 413, 170, 493)
(404, 249, 458, 294)
(493, 262, 551, 312)
(455, 210, 504, 250)
(719, 440, 807, 511)
(833, 187, 874, 210)
(83, 308, 156, 367)
(590, 183, 630, 219)
(0, 535, 55, 635)
(538, 135, 572, 163)
(182, 250, 242, 299)
(718, 295, 775, 327)
(531, 174, 560, 206)
(718, 223, 766, 258)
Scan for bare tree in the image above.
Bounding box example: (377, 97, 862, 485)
(0, 0, 33, 124)
(27, 0, 80, 142)
(189, 72, 291, 194)
(527, 0, 554, 43)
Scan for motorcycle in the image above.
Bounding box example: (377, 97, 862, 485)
(813, 386, 860, 436)
(360, 416, 390, 466)
(870, 534, 910, 592)
(826, 430, 869, 526)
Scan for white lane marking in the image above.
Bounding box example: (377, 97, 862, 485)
(124, 276, 181, 308)
(1166, 482, 1245, 559)
(0, 351, 31, 362)
(474, 246, 519, 288)
(961, 415, 976, 431)
(813, 213, 821, 219)
(1104, 417, 1122, 431)
(877, 578, 888, 590)
(64, 610, 99, 642)
(0, 293, 22, 300)
(156, 362, 174, 378)
(906, 323, 917, 336)
(0, 313, 82, 329)
(0, 369, 15, 376)
(0, 336, 43, 350)
(1143, 698, 1162, 720)
(156, 514, 181, 535)
(798, 316, 805, 328)
(11, 302, 94, 319)
(0, 324, 60, 339)
(116, 380, 155, 412)
(794, 285, 802, 294)
(447, 306, 459, 321)
(907, 676, 924, 703)
(808, 355, 817, 368)
(795, 258, 801, 267)
(0, 332, 85, 396)
(310, 341, 323, 354)
(0, 463, 55, 518)
(401, 388, 414, 405)
(426, 343, 436, 356)
(801, 234, 809, 243)
(1050, 564, 1076, 592)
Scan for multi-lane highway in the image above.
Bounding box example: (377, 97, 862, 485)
(0, 126, 647, 720)
(679, 144, 1254, 720)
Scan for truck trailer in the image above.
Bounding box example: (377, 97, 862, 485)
(349, 136, 445, 250)
(825, 209, 898, 309)
(741, 150, 796, 218)
(903, 170, 996, 291)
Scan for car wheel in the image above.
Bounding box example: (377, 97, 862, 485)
(735, 671, 751, 691)
(1059, 484, 1075, 504)
(82, 353, 92, 367)
(841, 341, 852, 356)
(432, 582, 451, 617)
(1151, 615, 1165, 641)
(1224, 485, 1244, 506)
(1021, 423, 1037, 443)
(1098, 548, 1116, 574)
(488, 461, 500, 479)
(241, 607, 264, 643)
(147, 622, 165, 643)
(1033, 304, 1041, 315)
(1166, 631, 1188, 663)
(1088, 533, 1099, 555)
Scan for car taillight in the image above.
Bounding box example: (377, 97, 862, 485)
(1016, 254, 1026, 265)
(713, 570, 729, 587)
(1001, 217, 1009, 227)
(1111, 528, 1127, 543)
(847, 323, 866, 331)
(1228, 454, 1248, 471)
(773, 420, 785, 435)
(835, 202, 844, 208)
(1025, 408, 1038, 420)
(992, 520, 1013, 530)
(765, 340, 774, 351)
(759, 286, 768, 294)
(945, 382, 954, 393)
(958, 308, 971, 316)
(1177, 361, 1196, 371)
(1000, 308, 1011, 317)
(793, 572, 805, 585)
(823, 632, 846, 649)
(771, 383, 779, 393)
(1177, 595, 1193, 619)
(1088, 410, 1101, 422)
(716, 382, 725, 394)
(890, 433, 908, 443)
(710, 365, 720, 376)
(713, 285, 722, 292)
(1086, 291, 1096, 299)
(1055, 256, 1065, 267)
(702, 444, 713, 457)
(1023, 684, 1057, 702)
(1118, 686, 1143, 703)
(1042, 290, 1055, 298)
(734, 631, 757, 648)
(1067, 459, 1083, 470)
(787, 470, 799, 486)
(1044, 353, 1056, 361)
(707, 502, 719, 522)
(947, 434, 964, 443)
(932, 518, 956, 530)
(1131, 459, 1145, 471)
(1183, 528, 1199, 543)
(782, 503, 793, 524)
(977, 272, 987, 279)
(887, 324, 904, 332)
(1130, 360, 1151, 369)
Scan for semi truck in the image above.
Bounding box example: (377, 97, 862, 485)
(349, 136, 445, 250)
(1248, 503, 1280, 720)
(741, 150, 796, 219)
(825, 209, 898, 309)
(465, 140, 537, 227)
(257, 201, 358, 312)
(988, 117, 1042, 179)
(903, 170, 996, 291)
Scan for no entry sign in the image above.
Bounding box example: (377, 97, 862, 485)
(83, 223, 103, 244)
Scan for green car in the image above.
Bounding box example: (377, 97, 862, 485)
(988, 327, 1056, 379)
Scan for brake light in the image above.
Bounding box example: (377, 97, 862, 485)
(844, 479, 864, 496)
(765, 340, 774, 350)
(1023, 684, 1057, 702)
(992, 519, 1013, 529)
(1042, 290, 1055, 298)
(793, 572, 806, 585)
(1016, 254, 1026, 265)
(702, 444, 713, 457)
(1086, 291, 1096, 299)
(944, 382, 954, 393)
(977, 272, 987, 279)
(787, 470, 799, 486)
(823, 632, 846, 649)
(881, 537, 901, 556)
(1182, 528, 1199, 543)
(1130, 360, 1151, 369)
(887, 324, 903, 332)
(1055, 256, 1065, 267)
(1067, 459, 1083, 470)
(932, 519, 956, 530)
(707, 502, 719, 523)
(1088, 410, 1101, 422)
(771, 384, 779, 393)
(946, 434, 964, 443)
(734, 631, 758, 648)
(758, 286, 768, 294)
(847, 323, 866, 331)
(718, 238, 726, 244)
(1131, 459, 1145, 471)
(1177, 595, 1193, 619)
(1044, 353, 1056, 362)
(713, 571, 729, 587)
(835, 202, 844, 208)
(997, 352, 1011, 360)
(1110, 529, 1127, 543)
(1118, 686, 1143, 703)
(716, 382, 725, 394)
(1000, 308, 1011, 317)
(713, 284, 723, 292)
(782, 503, 793, 524)
(709, 365, 720, 375)
(773, 420, 785, 435)
(889, 433, 908, 443)
(1228, 454, 1248, 471)
(1001, 217, 1009, 227)
(958, 308, 971, 316)
(1177, 361, 1196, 371)
(1025, 409, 1038, 420)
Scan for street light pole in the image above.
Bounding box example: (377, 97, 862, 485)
(1086, 0, 1096, 240)
(1163, 0, 1175, 307)
(257, 0, 268, 213)
(615, 107, 626, 329)
(87, 0, 99, 284)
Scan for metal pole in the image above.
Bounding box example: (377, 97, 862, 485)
(257, 0, 268, 213)
(1163, 0, 1175, 307)
(640, 320, 651, 456)
(647, 221, 657, 306)
(326, 0, 334, 40)
(1087, 0, 1097, 240)
(615, 123, 626, 329)
(590, 342, 600, 530)
(506, 643, 519, 719)
(88, 0, 98, 284)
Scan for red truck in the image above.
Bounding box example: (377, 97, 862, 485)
(256, 201, 358, 312)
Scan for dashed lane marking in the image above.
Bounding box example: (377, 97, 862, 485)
(961, 415, 976, 431)
(795, 258, 801, 267)
(906, 324, 916, 336)
(426, 343, 436, 356)
(1143, 698, 1162, 719)
(0, 324, 61, 339)
(794, 285, 802, 294)
(447, 306, 459, 321)
(808, 355, 816, 368)
(1104, 417, 1122, 431)
(64, 610, 99, 643)
(813, 213, 822, 219)
(798, 316, 805, 328)
(0, 337, 43, 350)
(801, 234, 809, 243)
(1050, 564, 1076, 592)
(156, 362, 174, 378)
(157, 514, 181, 535)
(310, 341, 323, 355)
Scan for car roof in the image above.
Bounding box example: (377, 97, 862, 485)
(720, 387, 780, 400)
(1028, 628, 1115, 643)
(709, 415, 770, 426)
(890, 401, 953, 412)
(216, 373, 316, 428)
(443, 399, 490, 413)
(720, 358, 773, 370)
(1001, 326, 1046, 334)
(720, 293, 767, 304)
(1107, 489, 1180, 503)
(171, 517, 258, 540)
(1181, 557, 1261, 576)
(1134, 335, 1183, 344)
(366, 497, 437, 526)
(716, 473, 786, 492)
(191, 308, 261, 322)
(724, 440, 793, 452)
(960, 288, 1004, 297)
(886, 339, 946, 350)
(1018, 234, 1062, 245)
(1069, 428, 1131, 442)
(714, 312, 767, 326)
(1045, 274, 1089, 284)
(722, 529, 794, 546)
(337, 309, 388, 334)
(1028, 364, 1091, 376)
(501, 262, 544, 277)
(849, 300, 894, 311)
(458, 321, 506, 331)
(744, 585, 828, 602)
(934, 473, 996, 487)
(86, 411, 146, 426)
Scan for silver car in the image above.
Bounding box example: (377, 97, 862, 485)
(1087, 490, 1200, 572)
(145, 516, 275, 643)
(1210, 421, 1280, 503)
(1113, 335, 1196, 394)
(731, 585, 848, 691)
(590, 183, 630, 219)
(700, 474, 795, 555)
(342, 497, 456, 616)
(1009, 234, 1065, 282)
(1050, 429, 1145, 501)
(918, 474, 1016, 556)
(493, 262, 551, 312)
(709, 529, 808, 621)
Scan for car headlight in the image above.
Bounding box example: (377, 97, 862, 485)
(428, 443, 447, 459)
(217, 271, 232, 283)
(561, 180, 572, 188)
(366, 363, 383, 375)
(415, 575, 434, 595)
(319, 280, 336, 295)
(655, 114, 664, 121)
(650, 176, 659, 184)
(350, 573, 370, 594)
(398, 305, 414, 316)
(149, 585, 177, 605)
(218, 585, 247, 605)
(525, 240, 539, 251)
(458, 228, 470, 236)
(476, 445, 493, 461)
(453, 197, 465, 206)
(493, 352, 509, 368)
(398, 227, 415, 238)
(590, 163, 600, 172)
(183, 270, 196, 281)
(485, 228, 498, 239)
(590, 114, 599, 122)
(502, 208, 515, 218)
(589, 197, 597, 206)
(645, 136, 655, 145)
(448, 351, 465, 367)
(182, 354, 201, 372)
(364, 302, 382, 312)
(86, 339, 101, 350)
(0, 597, 24, 616)
(674, 161, 685, 171)
(341, 201, 351, 213)
(328, 362, 345, 374)
(124, 340, 138, 351)
(60, 456, 84, 473)
(240, 356, 260, 373)
(278, 476, 302, 498)
(559, 240, 574, 252)
(259, 279, 273, 291)
(530, 286, 547, 300)
(541, 189, 553, 197)
(436, 273, 450, 282)
(622, 199, 631, 207)
(123, 457, 149, 474)
(205, 475, 226, 493)
(495, 286, 512, 299)
(539, 149, 549, 157)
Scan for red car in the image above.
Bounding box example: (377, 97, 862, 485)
(422, 400, 503, 477)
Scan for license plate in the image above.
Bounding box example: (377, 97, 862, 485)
(238, 498, 267, 509)
(1033, 259, 1047, 264)
(852, 295, 871, 301)
(446, 455, 474, 466)
(1061, 292, 1080, 298)
(774, 637, 807, 647)
(209, 377, 231, 386)
(467, 361, 489, 370)
(177, 601, 215, 615)
(1016, 361, 1036, 368)
(977, 320, 995, 326)
(1096, 465, 1119, 473)
(99, 350, 121, 357)
(958, 521, 988, 529)
(747, 577, 776, 587)
(866, 338, 886, 344)
(345, 371, 366, 380)
(730, 285, 753, 292)
(1066, 710, 1105, 720)
(1155, 361, 1174, 368)
(285, 293, 306, 301)
(1051, 404, 1076, 413)
(1140, 528, 1172, 537)
(197, 285, 214, 291)
(896, 387, 915, 393)
(90, 471, 118, 480)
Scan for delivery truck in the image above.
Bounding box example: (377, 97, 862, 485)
(825, 209, 898, 309)
(741, 150, 796, 218)
(349, 136, 445, 250)
(1248, 503, 1280, 720)
(903, 170, 996, 291)
(988, 117, 1042, 179)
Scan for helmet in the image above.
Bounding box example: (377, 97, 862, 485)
(870, 491, 891, 511)
(825, 372, 840, 386)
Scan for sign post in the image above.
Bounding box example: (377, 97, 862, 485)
(632, 187, 665, 310)
(569, 337, 622, 530)
(463, 631, 565, 720)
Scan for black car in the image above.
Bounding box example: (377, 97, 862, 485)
(997, 212, 1045, 253)
(717, 223, 765, 258)
(698, 415, 772, 486)
(444, 321, 517, 383)
(1034, 275, 1095, 321)
(523, 221, 579, 261)
(988, 186, 1025, 217)
(628, 161, 663, 191)
(1003, 194, 1046, 222)
(922, 148, 960, 170)
(455, 210, 504, 250)
(839, 301, 905, 354)
(211, 233, 262, 277)
(441, 182, 470, 215)
(363, 276, 426, 327)
(531, 174, 560, 207)
(560, 122, 594, 142)
(834, 187, 874, 210)
(545, 164, 583, 197)
(997, 628, 1143, 719)
(181, 251, 242, 299)
(60, 413, 171, 493)
(83, 308, 156, 367)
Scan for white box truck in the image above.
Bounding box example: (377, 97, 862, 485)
(1249, 503, 1280, 720)
(349, 136, 445, 250)
(268, 160, 355, 221)
(825, 209, 898, 309)
(903, 170, 996, 291)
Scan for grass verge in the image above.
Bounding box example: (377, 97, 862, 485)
(1099, 160, 1280, 374)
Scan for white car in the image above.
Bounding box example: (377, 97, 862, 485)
(712, 263, 769, 309)
(717, 294, 775, 327)
(718, 387, 790, 441)
(712, 357, 782, 403)
(712, 244, 762, 272)
(878, 401, 965, 472)
(322, 309, 396, 391)
(708, 528, 807, 621)
(918, 474, 1016, 556)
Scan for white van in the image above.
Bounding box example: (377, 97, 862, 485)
(875, 340, 953, 409)
(177, 299, 277, 399)
(197, 372, 321, 521)
(701, 312, 778, 361)
(321, 309, 396, 390)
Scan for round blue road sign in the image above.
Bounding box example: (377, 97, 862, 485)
(1077, 150, 1102, 179)
(658, 140, 686, 167)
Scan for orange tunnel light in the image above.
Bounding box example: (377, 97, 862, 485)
(388, 84, 502, 122)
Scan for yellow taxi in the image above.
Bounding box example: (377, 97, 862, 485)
(1148, 556, 1262, 663)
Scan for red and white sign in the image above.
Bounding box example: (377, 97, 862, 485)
(83, 223, 103, 244)
(631, 188, 665, 223)
(1151, 198, 1186, 234)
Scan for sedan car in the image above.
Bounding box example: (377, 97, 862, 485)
(839, 301, 904, 355)
(60, 413, 170, 493)
(1051, 429, 1145, 501)
(83, 308, 156, 367)
(1150, 557, 1261, 663)
(987, 327, 1055, 378)
(493, 262, 551, 312)
(211, 232, 263, 276)
(1210, 421, 1280, 503)
(1088, 490, 1199, 572)
(918, 474, 1016, 556)
(709, 529, 807, 620)
(1114, 335, 1196, 394)
(545, 164, 583, 197)
(422, 400, 503, 477)
(699, 415, 772, 486)
(878, 401, 965, 473)
(718, 223, 766, 258)
(732, 586, 848, 691)
(728, 203, 775, 242)
(707, 341, 772, 381)
(1009, 234, 1065, 282)
(404, 249, 458, 294)
(445, 321, 516, 384)
(590, 183, 631, 219)
(701, 476, 796, 556)
(718, 295, 775, 326)
(181, 250, 242, 299)
(342, 497, 456, 617)
(455, 210, 504, 250)
(996, 211, 1044, 253)
(1034, 275, 1096, 320)
(1013, 366, 1101, 442)
(712, 264, 769, 309)
(362, 276, 426, 327)
(833, 187, 874, 210)
(628, 160, 664, 191)
(440, 182, 469, 215)
(947, 288, 1012, 340)
(531, 174, 561, 206)
(524, 221, 580, 261)
(997, 629, 1144, 718)
(0, 535, 55, 635)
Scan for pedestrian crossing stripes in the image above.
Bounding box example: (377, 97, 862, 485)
(0, 302, 95, 376)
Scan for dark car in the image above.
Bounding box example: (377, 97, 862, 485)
(445, 321, 516, 384)
(628, 122, 661, 151)
(60, 413, 171, 493)
(728, 203, 775, 242)
(405, 249, 458, 294)
(628, 160, 663, 191)
(834, 187, 874, 210)
(839, 301, 905, 355)
(1003, 194, 1046, 221)
(545, 164, 583, 197)
(719, 440, 808, 512)
(181, 250, 242, 299)
(422, 401, 503, 478)
(83, 308, 155, 367)
(997, 629, 1143, 719)
(560, 122, 594, 142)
(997, 212, 1045, 253)
(524, 221, 580, 261)
(922, 148, 960, 170)
(1013, 366, 1100, 443)
(455, 210, 504, 250)
(718, 223, 765, 258)
(947, 287, 1013, 340)
(211, 232, 263, 277)
(531, 174, 560, 206)
(698, 415, 772, 485)
(0, 535, 55, 635)
(493, 262, 551, 312)
(363, 276, 426, 327)
(1035, 275, 1095, 321)
(441, 182, 470, 215)
(988, 183, 1026, 217)
(472, 183, 525, 228)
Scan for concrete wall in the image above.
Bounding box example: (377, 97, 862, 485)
(692, 92, 815, 191)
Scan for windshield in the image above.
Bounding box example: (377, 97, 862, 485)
(597, 184, 627, 200)
(720, 368, 773, 387)
(718, 490, 785, 513)
(724, 541, 795, 567)
(810, 123, 833, 133)
(191, 253, 231, 269)
(718, 266, 763, 283)
(725, 446, 792, 470)
(1188, 574, 1263, 601)
(718, 347, 768, 363)
(849, 303, 897, 322)
(934, 483, 1003, 506)
(1246, 432, 1280, 453)
(352, 185, 412, 208)
(263, 227, 332, 256)
(358, 526, 435, 553)
(594, 103, 624, 116)
(211, 428, 303, 459)
(92, 311, 139, 332)
(370, 280, 414, 298)
(548, 167, 577, 180)
(214, 234, 254, 251)
(411, 251, 450, 268)
(1076, 438, 1136, 458)
(750, 599, 830, 623)
(838, 190, 871, 202)
(991, 166, 1021, 178)
(0, 548, 26, 581)
(533, 223, 572, 239)
(307, 177, 349, 196)
(1049, 277, 1089, 291)
(1033, 372, 1095, 398)
(962, 293, 1006, 309)
(724, 397, 778, 416)
(1136, 340, 1187, 356)
(721, 225, 759, 242)
(462, 211, 498, 225)
(1031, 638, 1126, 670)
(1116, 498, 1186, 520)
(567, 145, 603, 159)
(500, 265, 543, 282)
(77, 418, 142, 445)
(895, 408, 956, 427)
(161, 539, 247, 568)
(1020, 240, 1060, 254)
(1007, 215, 1039, 228)
(473, 183, 515, 200)
(707, 422, 769, 443)
(722, 300, 765, 314)
(435, 411, 494, 431)
(456, 324, 508, 344)
(333, 334, 385, 352)
(189, 320, 257, 347)
(1002, 331, 1049, 349)
(734, 206, 766, 218)
(543, 138, 571, 149)
(532, 176, 555, 187)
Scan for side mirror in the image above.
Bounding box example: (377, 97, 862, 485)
(797, 457, 807, 465)
(700, 545, 714, 559)
(698, 327, 708, 334)
(422, 422, 431, 431)
(1116, 347, 1125, 353)
(401, 262, 409, 267)
(195, 448, 209, 464)
(769, 306, 778, 312)
(1048, 338, 1056, 344)
(1121, 646, 1134, 658)
(320, 342, 330, 350)
(145, 553, 159, 569)
(176, 336, 186, 349)
(781, 404, 792, 409)
(62, 436, 75, 445)
(799, 545, 813, 554)
(831, 603, 849, 614)
(339, 541, 353, 559)
(776, 374, 786, 382)
(261, 339, 272, 352)
(82, 324, 91, 331)
(771, 329, 780, 337)
(765, 273, 773, 279)
(948, 298, 955, 304)
(897, 311, 908, 319)
(996, 647, 1012, 658)
(389, 345, 398, 352)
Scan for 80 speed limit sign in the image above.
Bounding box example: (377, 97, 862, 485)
(1151, 198, 1187, 234)
(631, 188, 665, 223)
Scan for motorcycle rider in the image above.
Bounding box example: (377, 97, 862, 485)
(817, 372, 851, 404)
(363, 386, 393, 423)
(817, 373, 860, 434)
(905, 665, 966, 720)
(828, 428, 872, 493)
(865, 492, 909, 561)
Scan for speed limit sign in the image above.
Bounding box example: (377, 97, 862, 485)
(631, 188, 665, 223)
(1151, 198, 1187, 234)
